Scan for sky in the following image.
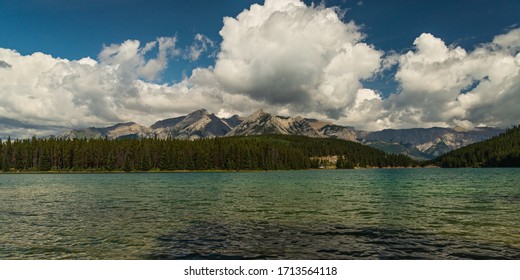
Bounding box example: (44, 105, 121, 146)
(0, 0, 519, 138)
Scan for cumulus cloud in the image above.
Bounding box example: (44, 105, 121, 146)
(187, 33, 215, 61)
(492, 28, 520, 51)
(384, 29, 520, 129)
(0, 116, 64, 140)
(0, 37, 189, 137)
(98, 37, 179, 81)
(213, 0, 382, 119)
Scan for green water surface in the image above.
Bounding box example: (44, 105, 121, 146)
(0, 169, 519, 259)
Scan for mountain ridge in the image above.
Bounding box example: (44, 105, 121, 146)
(434, 125, 520, 167)
(57, 109, 504, 160)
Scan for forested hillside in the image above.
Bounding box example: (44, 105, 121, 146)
(434, 125, 520, 168)
(0, 135, 417, 172)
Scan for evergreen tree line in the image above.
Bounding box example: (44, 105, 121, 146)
(0, 135, 417, 172)
(433, 125, 520, 168)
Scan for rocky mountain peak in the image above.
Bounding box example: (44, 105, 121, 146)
(248, 109, 268, 119)
(105, 122, 150, 139)
(188, 108, 208, 116)
(228, 110, 321, 137)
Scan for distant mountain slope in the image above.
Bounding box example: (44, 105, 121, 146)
(434, 125, 520, 167)
(365, 141, 433, 161)
(361, 127, 503, 159)
(152, 109, 232, 140)
(319, 124, 357, 142)
(227, 109, 320, 137)
(305, 118, 333, 130)
(174, 113, 232, 140)
(152, 109, 211, 139)
(150, 116, 185, 130)
(57, 108, 503, 159)
(222, 115, 243, 128)
(60, 122, 151, 140)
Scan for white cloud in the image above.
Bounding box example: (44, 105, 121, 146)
(98, 37, 179, 81)
(385, 29, 520, 129)
(188, 33, 215, 61)
(0, 37, 188, 137)
(492, 28, 520, 51)
(213, 0, 382, 119)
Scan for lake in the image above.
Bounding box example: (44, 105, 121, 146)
(0, 169, 519, 259)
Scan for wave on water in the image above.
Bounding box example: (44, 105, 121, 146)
(147, 221, 520, 260)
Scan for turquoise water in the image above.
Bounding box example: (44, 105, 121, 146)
(0, 169, 519, 259)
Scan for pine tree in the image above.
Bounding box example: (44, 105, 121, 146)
(38, 148, 51, 171)
(2, 137, 13, 172)
(123, 152, 133, 172)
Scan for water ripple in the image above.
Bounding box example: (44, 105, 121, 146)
(0, 169, 519, 259)
(148, 221, 520, 260)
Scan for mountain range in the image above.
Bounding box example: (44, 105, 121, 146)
(58, 109, 504, 160)
(434, 125, 520, 168)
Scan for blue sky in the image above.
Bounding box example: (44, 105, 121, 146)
(0, 0, 519, 137)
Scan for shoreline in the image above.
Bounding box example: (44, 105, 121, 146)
(3, 166, 497, 175)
